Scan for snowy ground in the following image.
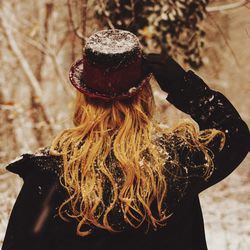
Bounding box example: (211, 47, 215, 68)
(200, 166, 250, 250)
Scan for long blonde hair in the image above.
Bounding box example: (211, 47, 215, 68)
(50, 82, 225, 236)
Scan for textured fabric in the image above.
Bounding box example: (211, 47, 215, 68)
(3, 69, 249, 250)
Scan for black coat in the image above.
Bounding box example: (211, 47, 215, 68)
(3, 70, 249, 250)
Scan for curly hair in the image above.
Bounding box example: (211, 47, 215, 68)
(50, 82, 225, 236)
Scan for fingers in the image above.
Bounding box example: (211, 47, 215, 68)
(142, 53, 167, 76)
(141, 54, 153, 74)
(142, 52, 168, 65)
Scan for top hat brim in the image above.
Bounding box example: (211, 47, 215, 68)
(69, 59, 153, 101)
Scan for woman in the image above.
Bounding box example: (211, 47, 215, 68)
(3, 29, 249, 250)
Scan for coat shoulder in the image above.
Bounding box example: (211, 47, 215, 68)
(5, 147, 63, 179)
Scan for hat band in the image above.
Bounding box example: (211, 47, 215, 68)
(69, 59, 153, 101)
(82, 54, 142, 95)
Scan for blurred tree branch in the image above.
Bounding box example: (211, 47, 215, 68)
(97, 0, 115, 29)
(67, 0, 81, 37)
(1, 5, 55, 131)
(36, 2, 54, 82)
(208, 13, 241, 67)
(1, 5, 74, 97)
(246, 27, 250, 38)
(81, 0, 88, 49)
(206, 0, 247, 12)
(67, 0, 88, 41)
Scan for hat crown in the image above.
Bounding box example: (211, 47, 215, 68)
(69, 29, 152, 101)
(84, 29, 142, 69)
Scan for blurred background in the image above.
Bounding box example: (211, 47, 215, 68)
(0, 0, 249, 249)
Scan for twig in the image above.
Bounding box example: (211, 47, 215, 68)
(67, 0, 86, 40)
(2, 3, 37, 29)
(99, 0, 115, 29)
(6, 20, 74, 97)
(246, 27, 250, 38)
(3, 8, 69, 55)
(1, 7, 55, 130)
(67, 0, 78, 33)
(23, 36, 74, 96)
(36, 2, 54, 82)
(1, 18, 42, 97)
(17, 31, 54, 56)
(206, 0, 247, 12)
(129, 0, 136, 29)
(0, 6, 56, 57)
(208, 13, 241, 68)
(0, 167, 8, 175)
(76, 29, 87, 40)
(55, 30, 71, 55)
(81, 0, 88, 50)
(50, 54, 75, 97)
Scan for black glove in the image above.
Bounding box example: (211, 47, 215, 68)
(142, 53, 186, 93)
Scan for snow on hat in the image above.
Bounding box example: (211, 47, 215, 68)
(69, 29, 152, 101)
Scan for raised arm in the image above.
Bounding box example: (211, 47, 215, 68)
(143, 54, 250, 193)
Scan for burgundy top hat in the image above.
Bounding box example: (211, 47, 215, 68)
(69, 29, 152, 101)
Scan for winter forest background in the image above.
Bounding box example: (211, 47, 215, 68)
(0, 0, 249, 249)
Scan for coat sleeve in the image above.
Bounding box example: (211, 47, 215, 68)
(2, 155, 64, 250)
(165, 70, 249, 193)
